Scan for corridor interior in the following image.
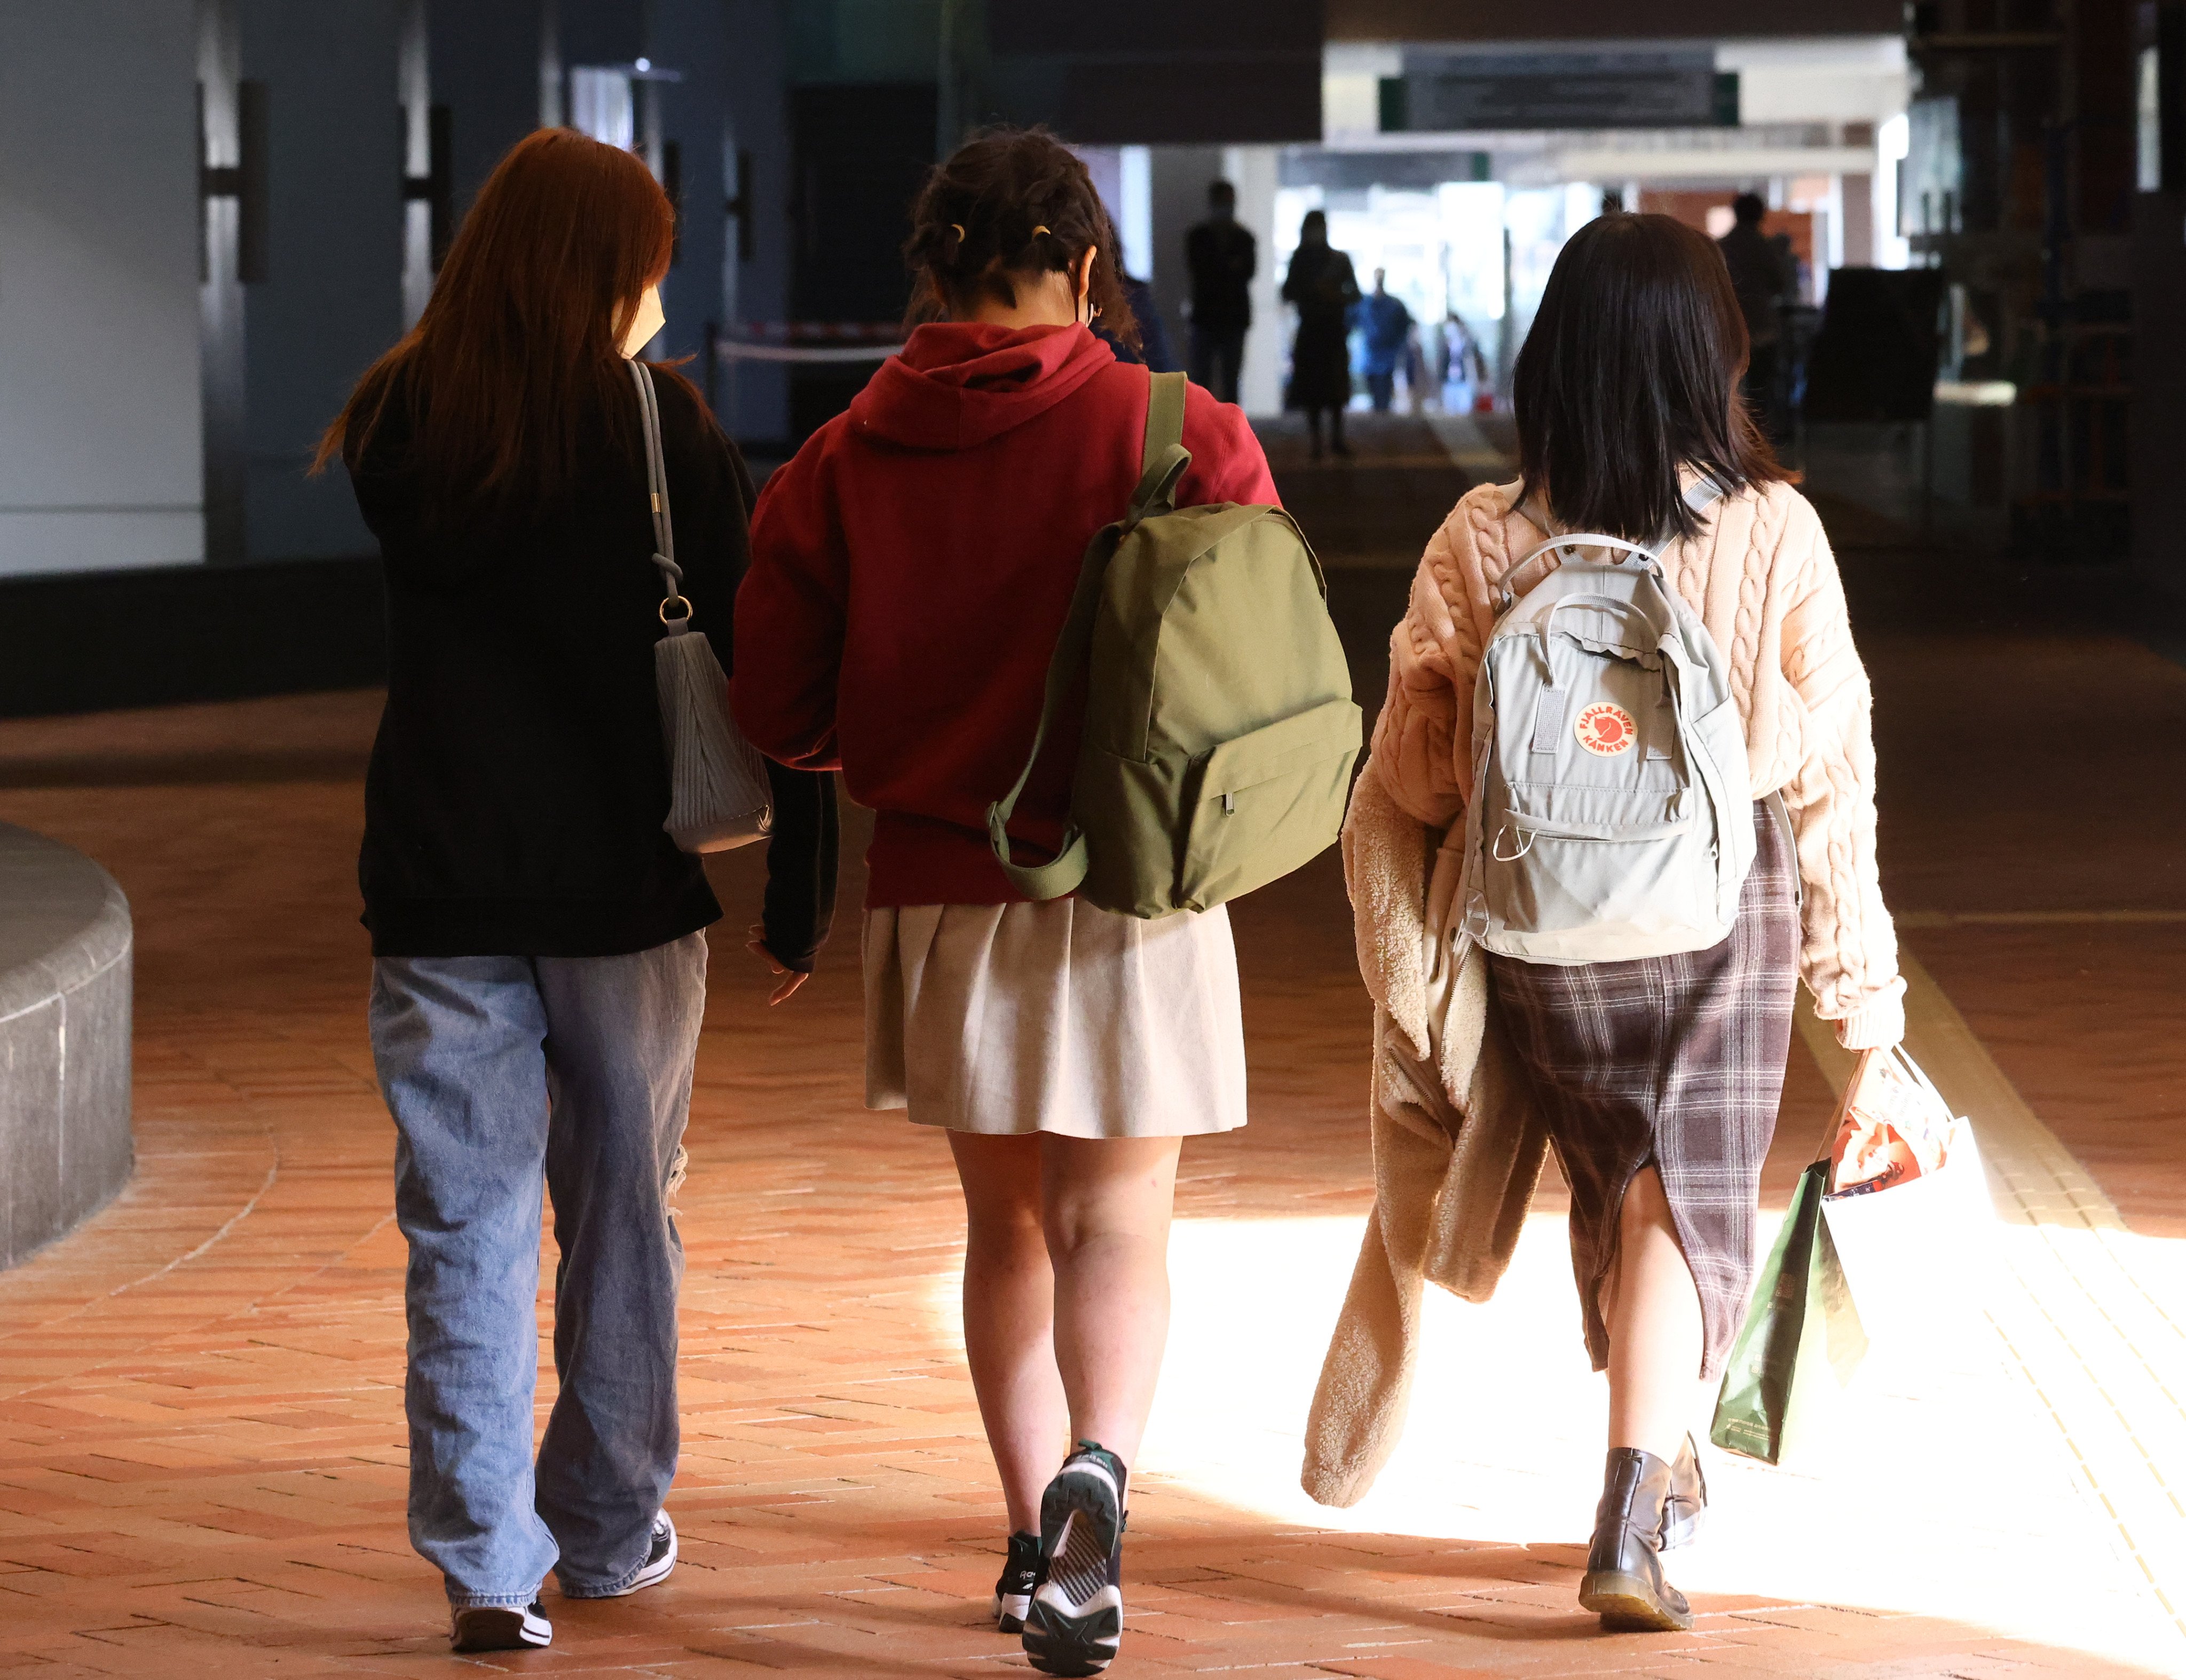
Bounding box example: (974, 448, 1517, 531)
(1, 417, 2182, 1678)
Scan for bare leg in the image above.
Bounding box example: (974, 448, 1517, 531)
(1039, 1135, 1182, 1470)
(949, 1132, 1069, 1533)
(1600, 1166, 1708, 1461)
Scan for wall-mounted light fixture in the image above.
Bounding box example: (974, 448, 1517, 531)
(200, 80, 268, 284)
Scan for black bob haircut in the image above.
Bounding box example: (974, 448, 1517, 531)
(1513, 212, 1789, 545)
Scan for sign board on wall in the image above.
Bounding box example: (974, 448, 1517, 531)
(1382, 47, 1738, 132)
(1329, 0, 1901, 38)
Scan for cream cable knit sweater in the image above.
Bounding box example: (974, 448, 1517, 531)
(1373, 476, 1906, 1051)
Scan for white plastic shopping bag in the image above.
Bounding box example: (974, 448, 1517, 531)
(1819, 1046, 1995, 1351)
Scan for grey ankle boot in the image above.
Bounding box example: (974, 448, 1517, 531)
(1578, 1448, 1693, 1631)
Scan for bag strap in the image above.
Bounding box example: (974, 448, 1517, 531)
(983, 369, 1191, 898)
(628, 360, 692, 635)
(1501, 475, 1725, 611)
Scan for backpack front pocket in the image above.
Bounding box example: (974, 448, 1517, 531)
(1176, 698, 1362, 912)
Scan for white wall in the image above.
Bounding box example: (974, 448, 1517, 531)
(0, 2, 203, 576)
(1716, 36, 1909, 126)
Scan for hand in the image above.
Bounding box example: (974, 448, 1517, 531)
(746, 922, 809, 1005)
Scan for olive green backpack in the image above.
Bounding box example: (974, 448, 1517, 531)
(986, 370, 1362, 919)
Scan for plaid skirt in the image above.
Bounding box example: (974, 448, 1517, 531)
(1488, 803, 1798, 1380)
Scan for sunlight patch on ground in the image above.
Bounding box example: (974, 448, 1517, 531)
(1130, 1210, 2186, 1675)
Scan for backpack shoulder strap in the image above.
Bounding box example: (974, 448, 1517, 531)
(1129, 369, 1191, 522)
(982, 368, 1196, 900)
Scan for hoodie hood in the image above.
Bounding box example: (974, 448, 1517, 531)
(847, 321, 1116, 451)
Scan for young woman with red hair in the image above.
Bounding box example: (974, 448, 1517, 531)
(318, 128, 835, 1653)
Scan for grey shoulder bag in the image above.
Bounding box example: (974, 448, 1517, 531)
(630, 359, 774, 852)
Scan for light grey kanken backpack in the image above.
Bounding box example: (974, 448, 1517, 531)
(1457, 484, 1755, 964)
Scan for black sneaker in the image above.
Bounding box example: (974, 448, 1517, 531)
(993, 1529, 1043, 1633)
(450, 1600, 552, 1652)
(1023, 1441, 1127, 1677)
(598, 1511, 678, 1597)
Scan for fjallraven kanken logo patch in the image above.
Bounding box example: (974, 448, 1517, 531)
(1574, 701, 1637, 757)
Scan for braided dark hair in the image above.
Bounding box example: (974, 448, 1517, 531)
(903, 126, 1140, 351)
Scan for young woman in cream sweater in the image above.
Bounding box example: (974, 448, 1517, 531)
(1370, 212, 1904, 1632)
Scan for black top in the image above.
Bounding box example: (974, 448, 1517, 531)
(347, 366, 836, 968)
(1282, 244, 1361, 411)
(1186, 218, 1257, 332)
(1717, 224, 1795, 346)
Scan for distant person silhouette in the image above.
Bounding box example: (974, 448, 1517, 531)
(1716, 193, 1795, 436)
(1281, 210, 1360, 459)
(1184, 180, 1254, 402)
(1356, 268, 1414, 413)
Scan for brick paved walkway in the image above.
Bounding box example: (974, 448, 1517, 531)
(3, 416, 2183, 1677)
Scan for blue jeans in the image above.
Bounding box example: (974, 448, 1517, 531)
(369, 934, 707, 1608)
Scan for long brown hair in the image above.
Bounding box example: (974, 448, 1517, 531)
(1514, 212, 1789, 544)
(314, 128, 675, 516)
(902, 126, 1139, 350)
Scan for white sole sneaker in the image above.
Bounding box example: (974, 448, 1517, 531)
(450, 1600, 552, 1651)
(1024, 1448, 1126, 1676)
(596, 1511, 677, 1597)
(995, 1528, 1042, 1634)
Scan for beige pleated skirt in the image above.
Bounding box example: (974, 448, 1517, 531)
(862, 899, 1249, 1138)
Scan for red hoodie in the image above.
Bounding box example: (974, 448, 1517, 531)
(733, 321, 1280, 908)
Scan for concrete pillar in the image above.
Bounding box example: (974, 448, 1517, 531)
(646, 0, 729, 394)
(200, 0, 248, 565)
(1147, 145, 1225, 391)
(2131, 189, 2186, 598)
(718, 1, 792, 445)
(430, 0, 553, 229)
(238, 1, 405, 559)
(1841, 172, 1874, 267)
(0, 1, 202, 578)
(1222, 145, 1283, 415)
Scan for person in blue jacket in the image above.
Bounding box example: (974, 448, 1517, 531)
(1356, 268, 1414, 413)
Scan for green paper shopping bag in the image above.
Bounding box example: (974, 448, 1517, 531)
(1710, 1158, 1869, 1465)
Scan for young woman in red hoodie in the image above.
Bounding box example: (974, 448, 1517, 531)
(733, 129, 1279, 1677)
